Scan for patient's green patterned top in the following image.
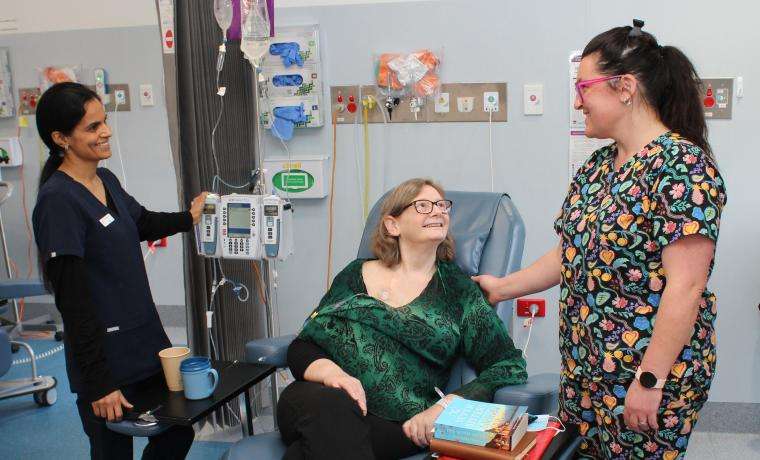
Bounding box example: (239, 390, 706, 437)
(298, 258, 528, 422)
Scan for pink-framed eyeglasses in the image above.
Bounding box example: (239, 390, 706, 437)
(575, 75, 623, 103)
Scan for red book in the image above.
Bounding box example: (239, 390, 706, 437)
(430, 432, 537, 460)
(526, 421, 562, 460)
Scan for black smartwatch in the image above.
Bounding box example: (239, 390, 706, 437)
(635, 367, 665, 389)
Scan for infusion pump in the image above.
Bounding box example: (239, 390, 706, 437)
(195, 193, 293, 261)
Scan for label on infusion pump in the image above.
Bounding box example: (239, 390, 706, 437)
(263, 204, 279, 244)
(201, 204, 217, 243)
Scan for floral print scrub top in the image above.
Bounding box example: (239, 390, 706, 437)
(554, 132, 726, 387)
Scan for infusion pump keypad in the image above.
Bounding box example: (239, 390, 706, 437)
(221, 204, 257, 256)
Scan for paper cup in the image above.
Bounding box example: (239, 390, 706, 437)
(158, 346, 191, 391)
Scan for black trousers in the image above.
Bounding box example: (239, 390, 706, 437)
(277, 381, 423, 460)
(75, 372, 195, 460)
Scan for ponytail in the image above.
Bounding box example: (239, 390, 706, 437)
(582, 22, 713, 158)
(34, 82, 100, 289)
(656, 46, 711, 157)
(39, 153, 64, 187)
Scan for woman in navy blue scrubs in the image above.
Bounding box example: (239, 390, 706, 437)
(31, 82, 207, 459)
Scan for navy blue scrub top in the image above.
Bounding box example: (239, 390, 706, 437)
(32, 168, 171, 392)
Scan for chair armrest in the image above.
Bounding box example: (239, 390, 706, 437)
(244, 334, 297, 368)
(493, 372, 559, 414)
(0, 280, 47, 300)
(106, 420, 170, 437)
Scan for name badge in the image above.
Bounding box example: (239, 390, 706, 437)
(100, 214, 115, 227)
(106, 326, 120, 333)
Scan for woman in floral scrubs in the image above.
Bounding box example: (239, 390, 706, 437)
(475, 21, 726, 459)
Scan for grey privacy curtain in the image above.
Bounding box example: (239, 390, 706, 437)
(170, 0, 266, 360)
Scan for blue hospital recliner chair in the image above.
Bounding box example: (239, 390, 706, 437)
(225, 191, 567, 459)
(0, 280, 58, 406)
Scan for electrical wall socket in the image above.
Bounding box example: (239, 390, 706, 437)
(523, 83, 544, 115)
(114, 90, 126, 105)
(434, 92, 450, 113)
(516, 298, 546, 317)
(484, 91, 499, 112)
(139, 84, 155, 106)
(457, 96, 474, 113)
(88, 83, 130, 111)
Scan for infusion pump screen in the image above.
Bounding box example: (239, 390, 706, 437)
(228, 203, 251, 236)
(264, 205, 278, 216)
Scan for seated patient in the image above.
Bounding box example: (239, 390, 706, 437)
(277, 178, 527, 459)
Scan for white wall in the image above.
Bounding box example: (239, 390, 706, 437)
(0, 0, 433, 34)
(0, 1, 159, 33)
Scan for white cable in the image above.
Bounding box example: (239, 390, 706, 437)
(355, 89, 364, 222)
(371, 95, 389, 200)
(209, 64, 251, 193)
(373, 96, 388, 124)
(270, 122, 292, 200)
(233, 283, 250, 302)
(522, 310, 537, 359)
(210, 67, 226, 194)
(271, 260, 281, 336)
(214, 258, 250, 303)
(488, 109, 494, 193)
(112, 98, 127, 189)
(212, 175, 250, 191)
(209, 331, 218, 360)
(12, 344, 65, 366)
(215, 257, 227, 285)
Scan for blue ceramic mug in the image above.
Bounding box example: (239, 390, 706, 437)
(180, 357, 219, 400)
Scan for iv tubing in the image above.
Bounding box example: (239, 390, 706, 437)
(362, 104, 370, 219)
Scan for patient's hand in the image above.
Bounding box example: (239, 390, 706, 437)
(323, 370, 368, 416)
(403, 402, 448, 447)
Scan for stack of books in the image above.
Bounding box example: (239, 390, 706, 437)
(432, 399, 536, 460)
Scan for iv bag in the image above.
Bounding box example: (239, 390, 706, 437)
(241, 0, 271, 66)
(214, 0, 233, 35)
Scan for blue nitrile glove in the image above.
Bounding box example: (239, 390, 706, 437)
(271, 104, 308, 141)
(272, 74, 304, 87)
(269, 42, 304, 67)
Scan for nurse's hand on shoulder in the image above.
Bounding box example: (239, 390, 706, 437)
(189, 192, 210, 225)
(471, 274, 506, 305)
(92, 389, 133, 422)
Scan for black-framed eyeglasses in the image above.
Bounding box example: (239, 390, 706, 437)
(402, 199, 453, 214)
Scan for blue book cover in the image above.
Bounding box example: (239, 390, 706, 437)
(434, 399, 529, 449)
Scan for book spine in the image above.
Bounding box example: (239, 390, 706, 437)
(435, 425, 492, 445)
